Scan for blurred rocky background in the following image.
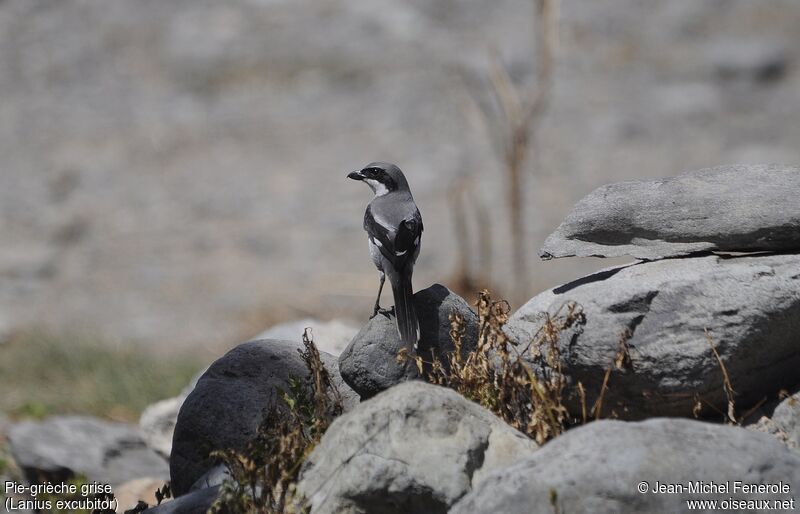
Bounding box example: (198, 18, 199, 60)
(1, 0, 799, 411)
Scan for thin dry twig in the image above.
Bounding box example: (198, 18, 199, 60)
(577, 381, 587, 425)
(705, 329, 737, 424)
(455, 0, 559, 304)
(590, 331, 631, 419)
(591, 367, 613, 421)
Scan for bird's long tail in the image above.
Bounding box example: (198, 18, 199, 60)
(389, 268, 418, 349)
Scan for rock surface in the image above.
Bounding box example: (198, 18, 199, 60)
(772, 391, 800, 449)
(296, 381, 537, 514)
(189, 464, 231, 492)
(113, 477, 166, 514)
(339, 284, 479, 399)
(138, 370, 206, 459)
(505, 253, 800, 419)
(8, 416, 168, 486)
(170, 338, 357, 496)
(451, 418, 800, 514)
(256, 318, 360, 357)
(539, 164, 800, 260)
(140, 486, 220, 514)
(139, 396, 184, 459)
(749, 389, 800, 451)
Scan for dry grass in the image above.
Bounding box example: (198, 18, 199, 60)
(194, 291, 761, 514)
(402, 290, 584, 444)
(209, 329, 343, 514)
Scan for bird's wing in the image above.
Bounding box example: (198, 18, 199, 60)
(364, 204, 422, 270)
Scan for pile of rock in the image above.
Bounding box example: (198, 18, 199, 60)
(3, 328, 360, 513)
(9, 165, 799, 514)
(137, 286, 479, 512)
(294, 164, 800, 514)
(510, 164, 800, 420)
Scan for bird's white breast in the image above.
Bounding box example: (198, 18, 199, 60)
(368, 237, 384, 270)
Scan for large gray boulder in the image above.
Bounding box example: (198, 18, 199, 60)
(339, 284, 479, 399)
(8, 416, 168, 486)
(505, 253, 800, 419)
(169, 338, 357, 496)
(540, 164, 800, 260)
(451, 418, 800, 514)
(296, 381, 538, 514)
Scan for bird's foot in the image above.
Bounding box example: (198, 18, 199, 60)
(370, 306, 395, 319)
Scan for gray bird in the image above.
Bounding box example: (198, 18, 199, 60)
(348, 162, 423, 348)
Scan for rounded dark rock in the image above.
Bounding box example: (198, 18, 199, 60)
(169, 338, 357, 496)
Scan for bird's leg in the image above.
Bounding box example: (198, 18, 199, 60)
(371, 272, 386, 318)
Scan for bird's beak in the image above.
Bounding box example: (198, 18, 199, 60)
(347, 170, 364, 181)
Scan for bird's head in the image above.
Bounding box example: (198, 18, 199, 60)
(347, 162, 409, 196)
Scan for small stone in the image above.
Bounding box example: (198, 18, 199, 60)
(338, 283, 479, 399)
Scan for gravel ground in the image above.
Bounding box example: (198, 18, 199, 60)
(1, 0, 799, 353)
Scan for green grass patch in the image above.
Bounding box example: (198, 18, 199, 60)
(0, 330, 203, 422)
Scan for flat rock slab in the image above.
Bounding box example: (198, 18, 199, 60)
(296, 381, 537, 514)
(505, 253, 800, 419)
(451, 418, 800, 514)
(339, 284, 479, 399)
(169, 338, 357, 496)
(8, 415, 168, 486)
(540, 164, 800, 260)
